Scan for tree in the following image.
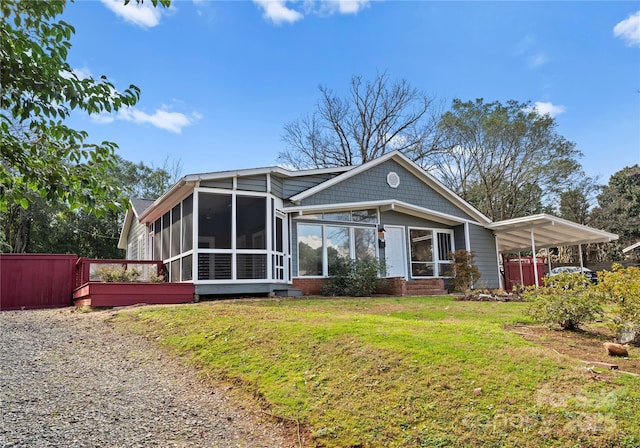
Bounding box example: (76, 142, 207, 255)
(429, 98, 582, 221)
(591, 165, 640, 249)
(555, 175, 600, 263)
(278, 71, 442, 168)
(0, 156, 179, 256)
(0, 0, 168, 214)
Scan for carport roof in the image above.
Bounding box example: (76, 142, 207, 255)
(486, 214, 618, 253)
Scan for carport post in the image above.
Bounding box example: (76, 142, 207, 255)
(517, 251, 524, 288)
(531, 228, 539, 287)
(547, 248, 552, 275)
(578, 244, 584, 269)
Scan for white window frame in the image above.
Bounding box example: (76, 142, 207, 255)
(408, 227, 455, 278)
(296, 222, 378, 278)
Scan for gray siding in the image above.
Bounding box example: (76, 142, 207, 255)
(200, 178, 233, 189)
(127, 220, 149, 260)
(468, 223, 500, 288)
(283, 174, 337, 198)
(299, 160, 474, 221)
(271, 176, 284, 198)
(454, 225, 466, 252)
(237, 175, 267, 192)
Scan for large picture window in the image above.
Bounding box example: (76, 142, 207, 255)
(409, 228, 454, 278)
(297, 223, 376, 277)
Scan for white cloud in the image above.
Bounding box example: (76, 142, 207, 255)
(528, 52, 549, 68)
(118, 107, 199, 133)
(322, 0, 371, 15)
(613, 10, 640, 47)
(254, 0, 303, 24)
(92, 106, 200, 133)
(100, 0, 163, 28)
(529, 102, 566, 118)
(90, 113, 115, 124)
(253, 0, 371, 24)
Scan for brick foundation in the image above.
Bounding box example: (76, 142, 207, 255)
(292, 277, 447, 296)
(292, 278, 328, 296)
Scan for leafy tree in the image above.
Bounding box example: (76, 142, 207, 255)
(555, 175, 600, 263)
(278, 71, 442, 168)
(591, 165, 640, 249)
(0, 157, 178, 256)
(1, 0, 168, 214)
(429, 98, 582, 221)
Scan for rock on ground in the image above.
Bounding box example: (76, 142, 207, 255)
(0, 308, 294, 448)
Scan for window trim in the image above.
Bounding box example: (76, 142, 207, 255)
(408, 227, 455, 279)
(296, 222, 378, 278)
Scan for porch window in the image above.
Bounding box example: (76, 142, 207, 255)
(409, 228, 454, 278)
(198, 193, 232, 249)
(236, 196, 266, 249)
(182, 194, 193, 252)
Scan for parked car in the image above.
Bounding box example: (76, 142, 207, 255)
(548, 266, 598, 283)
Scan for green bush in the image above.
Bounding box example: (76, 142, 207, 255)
(322, 256, 386, 297)
(595, 264, 640, 343)
(524, 272, 602, 331)
(94, 265, 141, 282)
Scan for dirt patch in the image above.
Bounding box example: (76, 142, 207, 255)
(507, 323, 640, 376)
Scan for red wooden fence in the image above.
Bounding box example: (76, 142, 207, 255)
(0, 254, 77, 311)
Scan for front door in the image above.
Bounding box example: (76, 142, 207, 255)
(384, 226, 407, 279)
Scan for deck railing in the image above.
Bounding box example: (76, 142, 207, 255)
(75, 258, 164, 288)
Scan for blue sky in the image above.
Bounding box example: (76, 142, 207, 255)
(63, 1, 639, 185)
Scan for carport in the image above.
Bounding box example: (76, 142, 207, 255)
(487, 214, 618, 287)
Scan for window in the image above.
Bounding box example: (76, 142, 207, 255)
(294, 209, 377, 223)
(298, 224, 323, 276)
(327, 226, 350, 275)
(410, 229, 433, 277)
(409, 228, 454, 278)
(297, 223, 377, 277)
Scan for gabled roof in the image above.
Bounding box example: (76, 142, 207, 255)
(130, 198, 155, 217)
(288, 150, 491, 224)
(487, 214, 619, 252)
(117, 198, 155, 250)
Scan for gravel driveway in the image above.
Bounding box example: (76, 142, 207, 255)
(0, 308, 294, 448)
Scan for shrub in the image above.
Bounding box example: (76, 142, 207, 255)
(524, 272, 602, 331)
(447, 250, 481, 293)
(94, 265, 141, 282)
(595, 264, 640, 343)
(322, 256, 386, 297)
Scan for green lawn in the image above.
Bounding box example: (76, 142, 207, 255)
(113, 296, 640, 447)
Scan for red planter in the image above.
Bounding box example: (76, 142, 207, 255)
(73, 282, 194, 307)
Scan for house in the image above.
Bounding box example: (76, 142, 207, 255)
(118, 151, 618, 296)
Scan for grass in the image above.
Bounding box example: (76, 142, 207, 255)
(113, 296, 640, 447)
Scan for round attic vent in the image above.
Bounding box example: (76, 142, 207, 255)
(387, 171, 400, 188)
